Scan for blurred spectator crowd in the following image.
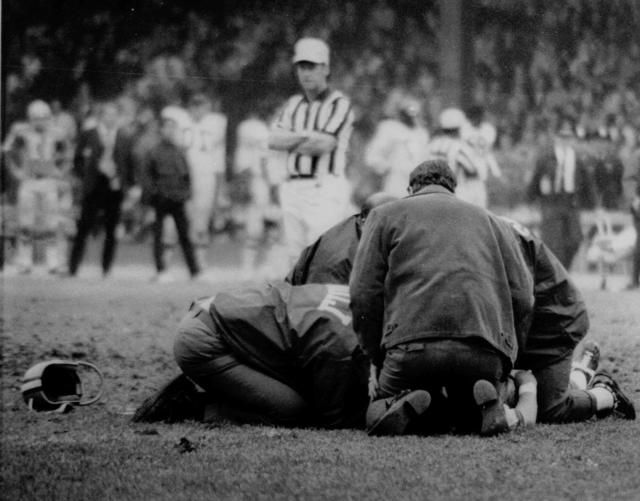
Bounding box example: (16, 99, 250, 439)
(2, 0, 640, 281)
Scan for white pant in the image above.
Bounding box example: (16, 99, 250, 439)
(15, 178, 62, 270)
(17, 178, 60, 230)
(189, 171, 221, 245)
(279, 176, 351, 264)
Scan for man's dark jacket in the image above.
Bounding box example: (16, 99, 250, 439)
(286, 214, 361, 285)
(141, 139, 191, 204)
(349, 185, 535, 368)
(73, 126, 135, 196)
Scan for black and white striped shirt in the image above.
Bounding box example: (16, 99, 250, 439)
(426, 135, 487, 180)
(275, 88, 354, 178)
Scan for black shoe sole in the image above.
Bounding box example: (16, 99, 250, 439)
(473, 380, 509, 436)
(367, 390, 431, 436)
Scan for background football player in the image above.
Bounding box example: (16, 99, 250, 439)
(3, 100, 72, 273)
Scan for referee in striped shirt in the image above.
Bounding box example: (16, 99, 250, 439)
(269, 37, 355, 265)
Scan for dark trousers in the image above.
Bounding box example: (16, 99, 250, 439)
(152, 198, 199, 275)
(540, 204, 582, 270)
(376, 339, 509, 433)
(174, 309, 307, 426)
(532, 351, 597, 424)
(69, 180, 123, 275)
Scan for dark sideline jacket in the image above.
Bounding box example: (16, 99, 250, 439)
(349, 185, 535, 368)
(141, 139, 191, 204)
(73, 125, 135, 196)
(286, 214, 361, 286)
(502, 218, 589, 370)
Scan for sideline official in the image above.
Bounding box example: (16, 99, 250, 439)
(268, 37, 355, 265)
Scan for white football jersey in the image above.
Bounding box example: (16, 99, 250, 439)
(3, 122, 69, 178)
(184, 113, 227, 176)
(234, 118, 269, 176)
(365, 119, 430, 198)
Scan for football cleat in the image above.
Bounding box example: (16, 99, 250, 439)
(473, 379, 509, 436)
(132, 374, 205, 423)
(366, 389, 431, 436)
(589, 370, 636, 420)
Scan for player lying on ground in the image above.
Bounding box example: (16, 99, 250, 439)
(134, 282, 368, 429)
(501, 217, 635, 425)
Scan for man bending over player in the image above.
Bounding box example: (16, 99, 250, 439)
(133, 282, 368, 429)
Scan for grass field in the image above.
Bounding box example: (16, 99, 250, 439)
(2, 265, 640, 500)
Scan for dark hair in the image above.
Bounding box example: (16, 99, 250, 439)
(408, 159, 457, 193)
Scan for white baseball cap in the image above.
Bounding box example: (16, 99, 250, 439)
(439, 107, 467, 130)
(292, 38, 330, 66)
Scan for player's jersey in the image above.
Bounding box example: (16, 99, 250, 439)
(462, 122, 501, 179)
(184, 113, 227, 177)
(195, 282, 366, 427)
(274, 89, 354, 179)
(3, 122, 69, 179)
(426, 134, 487, 180)
(365, 119, 429, 198)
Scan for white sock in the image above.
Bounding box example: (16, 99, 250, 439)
(504, 405, 520, 430)
(589, 387, 615, 411)
(569, 369, 589, 390)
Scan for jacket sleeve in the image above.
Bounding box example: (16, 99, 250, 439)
(349, 209, 388, 368)
(285, 239, 319, 285)
(494, 217, 535, 356)
(517, 237, 589, 370)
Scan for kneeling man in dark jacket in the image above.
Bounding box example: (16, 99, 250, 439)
(350, 159, 535, 436)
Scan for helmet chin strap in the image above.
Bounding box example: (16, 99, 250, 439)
(28, 398, 74, 414)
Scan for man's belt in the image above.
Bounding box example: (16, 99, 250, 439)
(288, 174, 317, 180)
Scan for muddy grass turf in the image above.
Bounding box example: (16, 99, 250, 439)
(2, 275, 640, 500)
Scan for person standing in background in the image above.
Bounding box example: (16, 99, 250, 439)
(141, 114, 200, 282)
(49, 99, 78, 266)
(426, 108, 490, 208)
(231, 115, 277, 278)
(527, 118, 597, 270)
(268, 38, 355, 266)
(365, 90, 429, 198)
(68, 101, 136, 277)
(3, 100, 72, 274)
(184, 93, 227, 268)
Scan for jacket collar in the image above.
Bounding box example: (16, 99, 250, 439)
(409, 184, 454, 198)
